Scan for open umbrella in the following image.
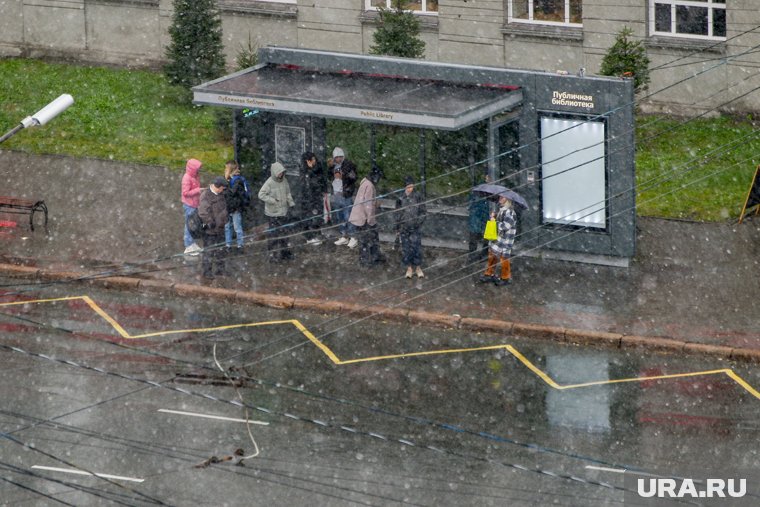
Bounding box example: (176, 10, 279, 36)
(472, 183, 528, 209)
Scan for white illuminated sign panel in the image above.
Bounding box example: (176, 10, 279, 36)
(540, 117, 606, 229)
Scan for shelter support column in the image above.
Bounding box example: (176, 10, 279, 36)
(419, 129, 426, 197)
(487, 116, 497, 183)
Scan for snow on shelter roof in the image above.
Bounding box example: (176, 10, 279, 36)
(193, 63, 523, 130)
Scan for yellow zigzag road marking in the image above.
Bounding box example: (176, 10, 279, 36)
(3, 296, 759, 401)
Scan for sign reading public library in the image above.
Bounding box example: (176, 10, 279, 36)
(551, 90, 594, 109)
(195, 92, 460, 130)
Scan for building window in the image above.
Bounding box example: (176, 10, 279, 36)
(508, 0, 582, 26)
(367, 0, 438, 14)
(650, 0, 726, 39)
(540, 117, 606, 229)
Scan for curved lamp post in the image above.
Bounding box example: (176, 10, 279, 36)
(0, 94, 74, 144)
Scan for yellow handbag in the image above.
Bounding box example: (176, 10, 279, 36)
(483, 219, 498, 241)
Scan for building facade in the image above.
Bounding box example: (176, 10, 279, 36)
(1, 0, 759, 114)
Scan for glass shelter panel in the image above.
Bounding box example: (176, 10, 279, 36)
(540, 117, 606, 229)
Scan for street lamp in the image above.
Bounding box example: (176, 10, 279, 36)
(0, 94, 75, 144)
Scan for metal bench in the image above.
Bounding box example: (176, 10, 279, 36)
(0, 196, 48, 232)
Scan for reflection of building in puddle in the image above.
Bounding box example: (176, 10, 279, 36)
(546, 355, 610, 432)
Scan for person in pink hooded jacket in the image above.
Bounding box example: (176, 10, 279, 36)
(181, 158, 203, 254)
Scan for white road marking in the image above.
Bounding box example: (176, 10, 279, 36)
(158, 408, 269, 425)
(585, 466, 691, 481)
(585, 465, 626, 473)
(31, 465, 144, 483)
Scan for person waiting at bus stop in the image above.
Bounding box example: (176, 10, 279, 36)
(479, 193, 516, 286)
(258, 161, 295, 263)
(299, 151, 328, 246)
(198, 176, 229, 279)
(395, 175, 426, 279)
(348, 164, 386, 267)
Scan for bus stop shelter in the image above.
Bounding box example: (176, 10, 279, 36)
(193, 47, 636, 265)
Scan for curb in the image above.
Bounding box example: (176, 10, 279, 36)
(1, 262, 758, 363)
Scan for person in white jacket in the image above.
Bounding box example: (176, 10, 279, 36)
(258, 162, 295, 262)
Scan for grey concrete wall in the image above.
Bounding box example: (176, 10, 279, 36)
(297, 0, 362, 52)
(1, 0, 759, 112)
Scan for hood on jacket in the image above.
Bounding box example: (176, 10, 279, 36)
(369, 164, 384, 184)
(186, 158, 202, 177)
(271, 162, 286, 178)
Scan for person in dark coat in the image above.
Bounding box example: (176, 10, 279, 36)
(396, 176, 426, 278)
(299, 151, 328, 245)
(467, 172, 491, 263)
(198, 176, 229, 279)
(224, 160, 249, 250)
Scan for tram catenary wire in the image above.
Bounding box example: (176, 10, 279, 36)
(0, 154, 756, 495)
(1, 31, 760, 504)
(4, 30, 760, 296)
(1, 407, 622, 507)
(2, 341, 701, 505)
(0, 151, 751, 502)
(2, 26, 760, 294)
(0, 89, 756, 474)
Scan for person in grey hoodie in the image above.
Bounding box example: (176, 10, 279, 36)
(258, 161, 296, 262)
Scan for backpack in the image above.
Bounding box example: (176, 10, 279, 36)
(186, 208, 205, 240)
(230, 174, 251, 208)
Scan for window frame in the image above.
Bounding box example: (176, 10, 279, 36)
(365, 0, 438, 15)
(507, 0, 582, 27)
(649, 0, 726, 41)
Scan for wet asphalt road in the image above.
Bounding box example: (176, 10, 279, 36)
(0, 280, 759, 506)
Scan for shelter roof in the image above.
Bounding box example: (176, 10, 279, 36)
(193, 64, 522, 130)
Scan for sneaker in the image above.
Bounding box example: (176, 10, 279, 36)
(347, 237, 358, 249)
(405, 266, 413, 279)
(334, 237, 349, 246)
(494, 278, 512, 286)
(306, 238, 322, 245)
(415, 267, 425, 278)
(478, 274, 495, 283)
(184, 243, 201, 256)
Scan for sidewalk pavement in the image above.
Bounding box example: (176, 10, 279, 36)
(1, 150, 759, 361)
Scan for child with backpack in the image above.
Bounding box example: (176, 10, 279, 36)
(224, 160, 250, 250)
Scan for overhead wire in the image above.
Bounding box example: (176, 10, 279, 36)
(3, 27, 760, 298)
(238, 147, 760, 370)
(1, 23, 760, 504)
(0, 70, 756, 480)
(0, 307, 661, 478)
(0, 48, 756, 436)
(0, 340, 673, 501)
(0, 431, 172, 506)
(0, 469, 77, 507)
(1, 408, 589, 506)
(0, 148, 752, 504)
(2, 142, 755, 488)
